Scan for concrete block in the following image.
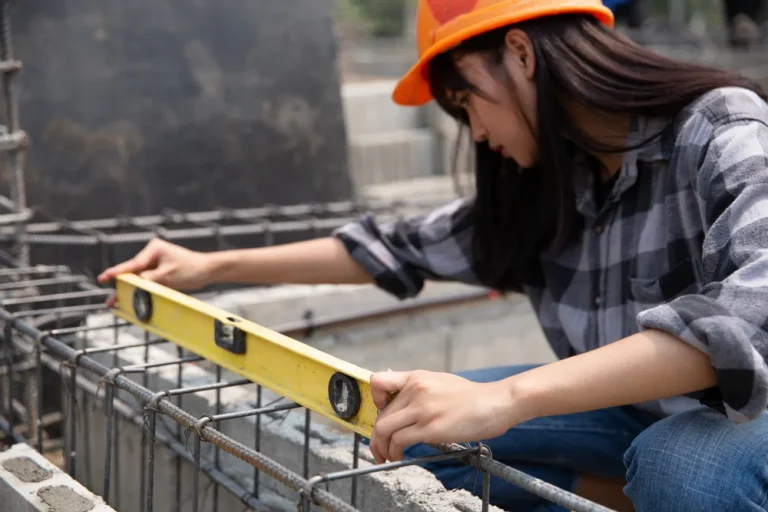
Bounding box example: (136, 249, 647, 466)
(348, 129, 437, 188)
(0, 443, 114, 512)
(342, 80, 422, 135)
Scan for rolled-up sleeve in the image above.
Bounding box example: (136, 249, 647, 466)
(332, 197, 479, 299)
(637, 105, 768, 422)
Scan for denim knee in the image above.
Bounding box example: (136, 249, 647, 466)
(623, 408, 768, 512)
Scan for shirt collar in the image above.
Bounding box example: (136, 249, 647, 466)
(573, 114, 671, 218)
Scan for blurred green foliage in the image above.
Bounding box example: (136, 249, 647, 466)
(335, 0, 414, 37)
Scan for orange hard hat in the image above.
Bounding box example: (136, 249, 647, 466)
(392, 0, 615, 106)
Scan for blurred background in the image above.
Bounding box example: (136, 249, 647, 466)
(0, 0, 766, 277)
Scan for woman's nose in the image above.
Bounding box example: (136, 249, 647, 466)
(466, 108, 488, 143)
(469, 118, 488, 143)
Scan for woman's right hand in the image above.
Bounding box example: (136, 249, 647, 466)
(97, 238, 214, 293)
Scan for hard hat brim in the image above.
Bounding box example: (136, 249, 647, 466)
(392, 4, 615, 106)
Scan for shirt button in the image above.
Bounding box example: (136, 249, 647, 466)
(594, 296, 602, 307)
(594, 224, 604, 234)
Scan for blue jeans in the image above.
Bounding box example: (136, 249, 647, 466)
(402, 365, 768, 512)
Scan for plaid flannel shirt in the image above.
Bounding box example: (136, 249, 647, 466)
(334, 87, 768, 423)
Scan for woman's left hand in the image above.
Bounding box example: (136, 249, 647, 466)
(368, 369, 531, 463)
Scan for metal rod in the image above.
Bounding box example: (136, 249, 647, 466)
(304, 409, 311, 480)
(139, 331, 150, 512)
(213, 365, 222, 512)
(434, 443, 615, 512)
(112, 317, 121, 510)
(302, 450, 479, 509)
(327, 449, 477, 483)
(49, 321, 132, 337)
(193, 434, 201, 512)
(4, 322, 13, 435)
(145, 409, 157, 512)
(165, 378, 250, 397)
(254, 384, 262, 499)
(1, 288, 110, 307)
(122, 356, 202, 372)
(0, 275, 87, 291)
(0, 0, 28, 266)
(0, 266, 67, 277)
(35, 344, 42, 452)
(68, 365, 77, 477)
(103, 384, 114, 505)
(80, 338, 167, 356)
(352, 434, 360, 507)
(11, 303, 108, 319)
(207, 402, 300, 422)
(0, 198, 424, 235)
(175, 346, 183, 512)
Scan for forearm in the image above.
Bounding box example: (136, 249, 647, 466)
(508, 330, 717, 422)
(205, 237, 373, 286)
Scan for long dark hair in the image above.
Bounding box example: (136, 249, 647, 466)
(428, 14, 766, 292)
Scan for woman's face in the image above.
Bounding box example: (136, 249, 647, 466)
(450, 30, 539, 168)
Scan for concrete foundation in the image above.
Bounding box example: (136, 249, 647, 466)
(0, 444, 114, 512)
(68, 281, 552, 511)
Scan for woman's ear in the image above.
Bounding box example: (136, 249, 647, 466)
(503, 29, 535, 80)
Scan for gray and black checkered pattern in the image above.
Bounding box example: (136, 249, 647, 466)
(334, 87, 768, 423)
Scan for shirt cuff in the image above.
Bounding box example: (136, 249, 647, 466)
(637, 296, 768, 423)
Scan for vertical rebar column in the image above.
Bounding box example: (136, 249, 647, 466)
(0, 0, 27, 266)
(103, 384, 115, 505)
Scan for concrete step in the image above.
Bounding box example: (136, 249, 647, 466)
(341, 80, 422, 136)
(348, 128, 438, 188)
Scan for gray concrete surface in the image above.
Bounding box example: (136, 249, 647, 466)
(0, 444, 114, 512)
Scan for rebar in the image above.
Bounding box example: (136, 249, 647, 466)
(0, 0, 28, 266)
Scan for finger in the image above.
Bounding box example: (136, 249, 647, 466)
(372, 408, 418, 463)
(388, 425, 428, 462)
(105, 294, 117, 308)
(97, 245, 158, 283)
(375, 389, 410, 423)
(139, 268, 169, 284)
(370, 371, 411, 410)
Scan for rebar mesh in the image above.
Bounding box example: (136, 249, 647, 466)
(0, 263, 614, 512)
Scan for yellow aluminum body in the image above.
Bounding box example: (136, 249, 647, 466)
(113, 273, 377, 437)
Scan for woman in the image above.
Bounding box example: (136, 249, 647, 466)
(99, 1, 768, 510)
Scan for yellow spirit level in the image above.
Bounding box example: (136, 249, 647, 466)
(112, 273, 377, 437)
